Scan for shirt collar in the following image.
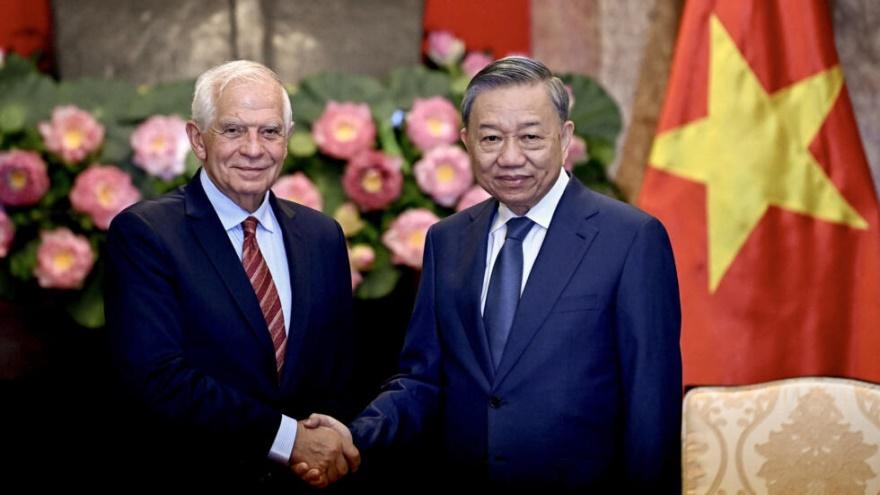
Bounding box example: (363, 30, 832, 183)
(199, 169, 276, 233)
(490, 169, 570, 234)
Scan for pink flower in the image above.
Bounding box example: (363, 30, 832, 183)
(312, 101, 376, 160)
(382, 209, 439, 269)
(38, 105, 105, 165)
(462, 52, 493, 77)
(350, 267, 363, 291)
(0, 150, 50, 206)
(272, 172, 323, 211)
(342, 150, 403, 211)
(406, 97, 461, 152)
(456, 185, 492, 212)
(70, 165, 141, 230)
(34, 228, 95, 289)
(0, 208, 14, 258)
(349, 244, 375, 271)
(426, 31, 465, 67)
(413, 145, 472, 207)
(564, 136, 589, 171)
(130, 115, 189, 180)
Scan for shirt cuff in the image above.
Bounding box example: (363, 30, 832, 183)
(267, 414, 297, 464)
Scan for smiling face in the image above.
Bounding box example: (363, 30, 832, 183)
(461, 83, 573, 215)
(186, 78, 290, 212)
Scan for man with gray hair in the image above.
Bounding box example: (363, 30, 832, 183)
(105, 60, 359, 490)
(302, 56, 682, 491)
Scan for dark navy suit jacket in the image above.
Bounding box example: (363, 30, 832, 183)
(351, 177, 682, 491)
(104, 170, 353, 488)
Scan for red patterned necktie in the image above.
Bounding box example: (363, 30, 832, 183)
(242, 216, 286, 374)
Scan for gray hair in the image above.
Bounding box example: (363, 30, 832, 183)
(191, 60, 292, 131)
(460, 56, 569, 126)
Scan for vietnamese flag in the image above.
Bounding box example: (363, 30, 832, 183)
(638, 0, 880, 386)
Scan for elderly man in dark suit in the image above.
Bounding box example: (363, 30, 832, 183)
(105, 60, 359, 490)
(299, 56, 682, 492)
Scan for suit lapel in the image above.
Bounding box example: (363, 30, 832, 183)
(271, 195, 311, 390)
(453, 200, 497, 385)
(184, 171, 276, 360)
(493, 179, 600, 387)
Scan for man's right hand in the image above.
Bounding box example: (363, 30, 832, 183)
(290, 421, 349, 488)
(292, 414, 361, 487)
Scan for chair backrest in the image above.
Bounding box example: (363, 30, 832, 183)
(682, 376, 880, 494)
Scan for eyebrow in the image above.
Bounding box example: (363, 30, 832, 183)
(477, 121, 545, 131)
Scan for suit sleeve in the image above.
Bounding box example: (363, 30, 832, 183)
(105, 210, 281, 461)
(615, 216, 682, 492)
(349, 227, 442, 452)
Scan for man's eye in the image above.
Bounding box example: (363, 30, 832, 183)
(222, 127, 243, 137)
(523, 134, 541, 141)
(262, 128, 282, 138)
(482, 135, 501, 143)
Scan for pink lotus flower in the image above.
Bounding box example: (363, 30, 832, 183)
(70, 165, 141, 230)
(350, 267, 363, 291)
(563, 136, 589, 171)
(456, 185, 492, 212)
(333, 202, 365, 237)
(38, 105, 105, 165)
(342, 150, 403, 211)
(272, 172, 323, 211)
(349, 244, 375, 271)
(382, 208, 439, 269)
(406, 97, 461, 152)
(462, 52, 493, 77)
(34, 227, 95, 289)
(130, 115, 189, 180)
(426, 31, 465, 67)
(0, 150, 50, 206)
(312, 101, 376, 160)
(413, 145, 472, 207)
(0, 208, 14, 258)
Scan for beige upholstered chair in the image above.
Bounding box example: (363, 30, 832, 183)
(682, 377, 880, 494)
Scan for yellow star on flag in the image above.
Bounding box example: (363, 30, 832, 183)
(649, 15, 868, 292)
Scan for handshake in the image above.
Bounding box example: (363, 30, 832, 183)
(289, 414, 361, 488)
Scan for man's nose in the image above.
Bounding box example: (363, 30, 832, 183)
(239, 129, 263, 157)
(498, 139, 526, 166)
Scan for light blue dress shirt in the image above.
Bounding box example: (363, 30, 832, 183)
(200, 170, 298, 464)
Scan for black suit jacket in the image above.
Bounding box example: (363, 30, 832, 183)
(104, 170, 354, 489)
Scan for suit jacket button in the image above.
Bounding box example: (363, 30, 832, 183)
(489, 396, 502, 409)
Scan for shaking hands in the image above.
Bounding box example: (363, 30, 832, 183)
(290, 414, 361, 488)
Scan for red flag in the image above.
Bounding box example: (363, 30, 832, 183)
(638, 0, 880, 386)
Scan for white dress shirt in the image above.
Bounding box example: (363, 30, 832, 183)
(200, 170, 297, 464)
(480, 170, 570, 314)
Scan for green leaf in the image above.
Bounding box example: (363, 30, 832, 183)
(386, 66, 453, 110)
(563, 74, 622, 144)
(302, 158, 346, 214)
(100, 123, 134, 164)
(293, 73, 388, 126)
(585, 136, 616, 168)
(355, 246, 401, 299)
(9, 238, 38, 281)
(0, 71, 59, 127)
(66, 266, 105, 328)
(57, 78, 139, 123)
(125, 80, 195, 122)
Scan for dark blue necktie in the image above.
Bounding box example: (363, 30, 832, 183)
(484, 216, 535, 369)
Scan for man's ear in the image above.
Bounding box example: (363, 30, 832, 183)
(186, 121, 208, 161)
(560, 120, 574, 156)
(460, 127, 469, 151)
